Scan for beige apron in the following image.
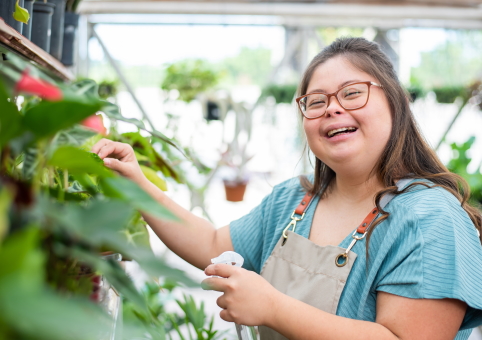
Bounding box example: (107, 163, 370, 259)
(258, 179, 411, 340)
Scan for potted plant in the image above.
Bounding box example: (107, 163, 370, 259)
(160, 59, 220, 103)
(22, 0, 33, 39)
(31, 0, 55, 52)
(0, 0, 27, 34)
(97, 78, 119, 100)
(219, 101, 254, 202)
(61, 0, 81, 65)
(432, 85, 470, 104)
(406, 84, 425, 102)
(262, 83, 298, 104)
(48, 0, 66, 60)
(0, 49, 223, 339)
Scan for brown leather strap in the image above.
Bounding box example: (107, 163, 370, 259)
(356, 208, 379, 234)
(294, 192, 314, 215)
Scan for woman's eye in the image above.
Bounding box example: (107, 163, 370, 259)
(308, 100, 325, 107)
(344, 90, 360, 97)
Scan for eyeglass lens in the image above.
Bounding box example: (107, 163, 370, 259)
(300, 83, 370, 118)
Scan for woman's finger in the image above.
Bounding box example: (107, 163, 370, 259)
(216, 295, 227, 309)
(201, 277, 230, 292)
(219, 309, 234, 323)
(91, 138, 112, 154)
(103, 157, 128, 175)
(97, 142, 133, 161)
(204, 264, 237, 278)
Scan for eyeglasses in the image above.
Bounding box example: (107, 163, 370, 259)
(296, 81, 383, 119)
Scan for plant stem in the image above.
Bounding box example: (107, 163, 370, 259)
(48, 167, 54, 187)
(63, 171, 68, 191)
(63, 169, 69, 191)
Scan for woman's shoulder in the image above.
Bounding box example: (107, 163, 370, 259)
(268, 175, 312, 199)
(390, 180, 466, 218)
(384, 180, 479, 241)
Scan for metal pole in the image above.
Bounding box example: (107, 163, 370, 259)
(91, 27, 156, 131)
(435, 98, 469, 152)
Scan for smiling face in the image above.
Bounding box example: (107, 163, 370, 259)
(303, 56, 392, 176)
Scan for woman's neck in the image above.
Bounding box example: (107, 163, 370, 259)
(329, 172, 384, 207)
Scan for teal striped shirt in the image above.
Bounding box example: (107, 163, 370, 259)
(230, 177, 482, 339)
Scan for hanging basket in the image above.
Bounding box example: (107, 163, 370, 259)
(223, 180, 248, 202)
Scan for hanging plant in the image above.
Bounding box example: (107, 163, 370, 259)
(432, 86, 470, 104)
(262, 84, 298, 104)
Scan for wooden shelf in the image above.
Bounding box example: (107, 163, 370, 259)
(0, 18, 73, 81)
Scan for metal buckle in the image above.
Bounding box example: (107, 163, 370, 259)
(335, 229, 369, 267)
(281, 211, 305, 246)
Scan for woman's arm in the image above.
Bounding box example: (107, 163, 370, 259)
(92, 139, 234, 269)
(203, 264, 467, 340)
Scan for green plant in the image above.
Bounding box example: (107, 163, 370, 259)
(406, 85, 425, 102)
(446, 136, 482, 204)
(0, 49, 224, 339)
(124, 283, 228, 340)
(66, 0, 83, 12)
(173, 294, 228, 340)
(97, 79, 119, 100)
(262, 84, 298, 104)
(13, 0, 29, 24)
(161, 59, 220, 103)
(432, 86, 470, 104)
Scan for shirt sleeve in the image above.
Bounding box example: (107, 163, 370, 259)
(375, 187, 482, 330)
(229, 193, 273, 273)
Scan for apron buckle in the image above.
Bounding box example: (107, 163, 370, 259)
(282, 212, 305, 246)
(335, 253, 349, 267)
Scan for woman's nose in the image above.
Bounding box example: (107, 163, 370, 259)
(325, 95, 344, 117)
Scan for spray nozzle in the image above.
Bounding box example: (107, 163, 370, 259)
(211, 251, 244, 267)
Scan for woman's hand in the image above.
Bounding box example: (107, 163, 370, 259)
(202, 264, 280, 326)
(91, 138, 147, 185)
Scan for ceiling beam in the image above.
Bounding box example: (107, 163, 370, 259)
(79, 1, 482, 19)
(79, 2, 482, 29)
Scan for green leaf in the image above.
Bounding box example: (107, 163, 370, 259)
(0, 80, 23, 147)
(0, 278, 111, 340)
(102, 101, 146, 130)
(12, 0, 30, 24)
(128, 246, 198, 288)
(65, 246, 149, 312)
(0, 187, 13, 243)
(100, 177, 178, 221)
(48, 146, 112, 177)
(140, 165, 167, 191)
(54, 125, 98, 148)
(23, 99, 102, 139)
(70, 79, 99, 98)
(0, 228, 44, 288)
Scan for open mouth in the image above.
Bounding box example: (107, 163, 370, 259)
(327, 127, 358, 138)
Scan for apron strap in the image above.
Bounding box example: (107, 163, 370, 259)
(356, 178, 413, 234)
(284, 178, 413, 246)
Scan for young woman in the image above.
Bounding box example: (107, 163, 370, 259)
(93, 37, 482, 339)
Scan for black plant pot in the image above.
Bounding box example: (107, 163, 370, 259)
(60, 11, 79, 66)
(0, 0, 24, 34)
(22, 0, 34, 40)
(47, 0, 65, 60)
(31, 2, 55, 52)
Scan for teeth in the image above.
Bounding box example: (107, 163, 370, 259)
(327, 127, 357, 137)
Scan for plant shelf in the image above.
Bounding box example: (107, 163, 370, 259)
(0, 17, 73, 81)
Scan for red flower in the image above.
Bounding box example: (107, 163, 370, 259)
(82, 114, 106, 135)
(15, 69, 63, 101)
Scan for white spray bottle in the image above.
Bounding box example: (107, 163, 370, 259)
(211, 251, 257, 340)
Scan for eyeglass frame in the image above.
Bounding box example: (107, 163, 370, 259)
(295, 81, 383, 119)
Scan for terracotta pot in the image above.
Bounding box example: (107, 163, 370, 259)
(223, 180, 248, 202)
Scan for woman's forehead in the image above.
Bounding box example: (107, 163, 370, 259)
(307, 56, 375, 93)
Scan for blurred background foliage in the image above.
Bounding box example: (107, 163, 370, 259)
(410, 30, 482, 90)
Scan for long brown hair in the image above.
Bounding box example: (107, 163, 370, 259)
(298, 37, 482, 245)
